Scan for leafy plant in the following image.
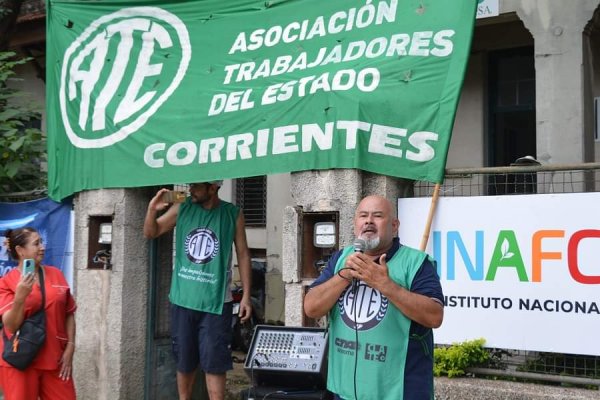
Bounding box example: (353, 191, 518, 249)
(434, 338, 490, 378)
(0, 51, 46, 193)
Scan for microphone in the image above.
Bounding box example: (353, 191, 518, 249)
(353, 238, 366, 253)
(352, 238, 366, 291)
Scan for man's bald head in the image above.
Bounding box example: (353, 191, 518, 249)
(354, 195, 399, 255)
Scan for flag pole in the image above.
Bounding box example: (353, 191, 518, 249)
(419, 183, 441, 251)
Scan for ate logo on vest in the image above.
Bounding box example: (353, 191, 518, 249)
(185, 228, 220, 264)
(338, 281, 388, 331)
(59, 7, 191, 149)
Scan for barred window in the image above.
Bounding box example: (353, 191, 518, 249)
(236, 176, 266, 227)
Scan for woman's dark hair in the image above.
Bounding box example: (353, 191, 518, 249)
(4, 227, 39, 260)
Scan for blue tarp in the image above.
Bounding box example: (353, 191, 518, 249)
(0, 198, 72, 278)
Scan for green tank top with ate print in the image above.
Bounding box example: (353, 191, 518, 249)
(327, 245, 427, 400)
(170, 198, 238, 314)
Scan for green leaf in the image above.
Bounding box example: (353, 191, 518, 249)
(1, 129, 18, 137)
(5, 161, 20, 178)
(0, 109, 20, 120)
(0, 52, 17, 61)
(8, 135, 26, 151)
(0, 51, 46, 193)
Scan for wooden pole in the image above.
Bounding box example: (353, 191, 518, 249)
(419, 183, 441, 251)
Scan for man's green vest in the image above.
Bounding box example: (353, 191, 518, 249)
(170, 198, 238, 314)
(328, 245, 427, 400)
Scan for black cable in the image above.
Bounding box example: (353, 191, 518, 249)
(250, 357, 257, 400)
(336, 266, 359, 398)
(337, 267, 352, 282)
(279, 389, 320, 397)
(352, 280, 359, 400)
(261, 390, 283, 399)
(249, 352, 269, 400)
(260, 387, 321, 398)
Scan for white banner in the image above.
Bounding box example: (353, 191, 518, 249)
(398, 193, 600, 355)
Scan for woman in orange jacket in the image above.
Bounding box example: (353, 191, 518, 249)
(0, 227, 77, 400)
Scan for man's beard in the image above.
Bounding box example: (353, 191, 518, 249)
(191, 194, 207, 203)
(359, 235, 380, 251)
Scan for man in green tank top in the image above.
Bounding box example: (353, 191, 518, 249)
(305, 196, 444, 400)
(144, 181, 252, 400)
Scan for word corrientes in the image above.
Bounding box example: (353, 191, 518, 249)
(143, 120, 438, 168)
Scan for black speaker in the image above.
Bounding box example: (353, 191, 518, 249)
(239, 386, 333, 400)
(244, 325, 329, 390)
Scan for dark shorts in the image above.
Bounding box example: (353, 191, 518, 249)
(170, 302, 233, 374)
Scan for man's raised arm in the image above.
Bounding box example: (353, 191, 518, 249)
(144, 188, 180, 239)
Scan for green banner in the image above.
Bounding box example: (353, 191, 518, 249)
(47, 0, 476, 200)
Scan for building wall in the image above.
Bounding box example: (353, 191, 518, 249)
(514, 0, 600, 165)
(265, 173, 292, 323)
(446, 53, 485, 168)
(449, 1, 600, 168)
(448, 18, 533, 168)
(73, 188, 150, 400)
(588, 16, 600, 161)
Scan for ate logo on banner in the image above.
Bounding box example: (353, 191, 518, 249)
(59, 7, 191, 149)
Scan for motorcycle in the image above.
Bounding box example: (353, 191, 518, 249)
(231, 259, 266, 352)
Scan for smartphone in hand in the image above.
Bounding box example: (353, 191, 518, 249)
(23, 258, 35, 276)
(161, 190, 186, 203)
